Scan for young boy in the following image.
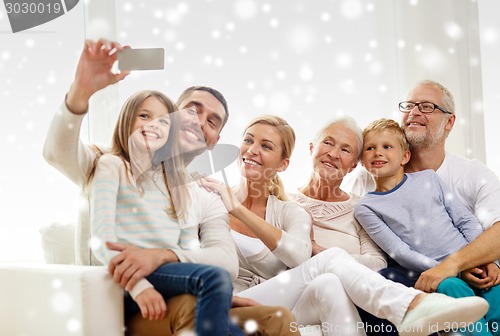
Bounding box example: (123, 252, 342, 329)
(354, 118, 500, 335)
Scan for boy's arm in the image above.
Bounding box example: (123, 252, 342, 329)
(355, 204, 438, 272)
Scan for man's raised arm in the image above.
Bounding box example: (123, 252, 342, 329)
(43, 39, 129, 186)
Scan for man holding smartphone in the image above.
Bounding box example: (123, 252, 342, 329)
(44, 39, 298, 335)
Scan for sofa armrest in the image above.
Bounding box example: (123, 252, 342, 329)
(0, 264, 124, 336)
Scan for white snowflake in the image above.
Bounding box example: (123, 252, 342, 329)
(481, 28, 498, 44)
(336, 53, 352, 69)
(444, 22, 463, 40)
(269, 18, 279, 28)
(340, 0, 364, 20)
(175, 41, 185, 51)
(122, 3, 133, 12)
(234, 0, 258, 20)
(50, 291, 73, 314)
(212, 30, 221, 39)
(276, 70, 286, 80)
(214, 57, 224, 67)
(253, 94, 267, 108)
(66, 318, 81, 333)
(89, 237, 102, 250)
(269, 91, 291, 113)
(299, 64, 313, 81)
(417, 46, 445, 71)
(52, 278, 63, 289)
(244, 319, 258, 333)
(177, 2, 189, 14)
(287, 25, 315, 52)
(25, 39, 35, 48)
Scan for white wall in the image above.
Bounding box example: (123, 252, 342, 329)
(0, 0, 498, 262)
(479, 0, 500, 178)
(0, 5, 84, 262)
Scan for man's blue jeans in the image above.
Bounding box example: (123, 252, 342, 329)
(124, 262, 244, 336)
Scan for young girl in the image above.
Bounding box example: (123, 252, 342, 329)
(88, 90, 242, 336)
(199, 115, 489, 336)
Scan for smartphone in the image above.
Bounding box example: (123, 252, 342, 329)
(117, 48, 165, 71)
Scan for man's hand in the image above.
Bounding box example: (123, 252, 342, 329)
(484, 262, 500, 287)
(462, 263, 500, 290)
(415, 261, 459, 293)
(135, 288, 167, 320)
(107, 242, 178, 291)
(66, 39, 130, 114)
(232, 296, 262, 308)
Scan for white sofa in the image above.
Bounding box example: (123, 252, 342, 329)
(0, 263, 123, 336)
(0, 221, 322, 335)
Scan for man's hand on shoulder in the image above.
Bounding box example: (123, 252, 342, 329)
(106, 241, 179, 290)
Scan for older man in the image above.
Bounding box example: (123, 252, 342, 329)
(399, 80, 500, 293)
(344, 80, 500, 292)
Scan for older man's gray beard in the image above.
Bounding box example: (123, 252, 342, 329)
(404, 117, 448, 149)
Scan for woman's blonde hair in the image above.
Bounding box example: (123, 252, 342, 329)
(88, 90, 190, 221)
(243, 115, 295, 201)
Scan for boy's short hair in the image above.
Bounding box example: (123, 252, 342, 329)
(363, 118, 409, 151)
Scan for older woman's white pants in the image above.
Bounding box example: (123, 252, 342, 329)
(238, 247, 421, 336)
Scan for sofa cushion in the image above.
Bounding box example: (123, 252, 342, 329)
(40, 221, 76, 264)
(0, 264, 123, 336)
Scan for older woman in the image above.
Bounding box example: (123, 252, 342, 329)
(199, 115, 489, 336)
(291, 117, 386, 271)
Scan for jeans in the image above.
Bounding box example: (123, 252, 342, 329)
(124, 262, 244, 336)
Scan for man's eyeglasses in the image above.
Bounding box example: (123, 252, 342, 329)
(399, 101, 452, 114)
